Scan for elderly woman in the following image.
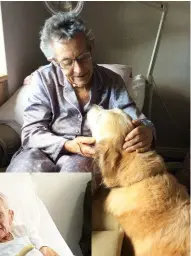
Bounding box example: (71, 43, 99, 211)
(0, 193, 58, 256)
(7, 13, 154, 173)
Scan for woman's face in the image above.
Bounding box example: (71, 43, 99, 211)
(52, 32, 93, 88)
(0, 199, 14, 241)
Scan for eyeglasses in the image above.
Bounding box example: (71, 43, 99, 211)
(59, 52, 92, 70)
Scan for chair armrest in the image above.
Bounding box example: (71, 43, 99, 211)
(92, 187, 125, 255)
(0, 124, 21, 167)
(92, 230, 124, 256)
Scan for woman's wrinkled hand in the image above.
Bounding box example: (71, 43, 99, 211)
(40, 246, 59, 256)
(123, 120, 153, 153)
(64, 136, 96, 157)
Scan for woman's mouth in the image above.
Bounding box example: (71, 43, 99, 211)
(73, 72, 89, 78)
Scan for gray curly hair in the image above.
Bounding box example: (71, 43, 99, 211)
(40, 13, 94, 60)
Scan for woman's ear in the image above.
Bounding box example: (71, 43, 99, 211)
(9, 210, 14, 225)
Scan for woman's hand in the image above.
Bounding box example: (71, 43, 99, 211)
(64, 136, 96, 157)
(123, 120, 153, 153)
(40, 246, 59, 256)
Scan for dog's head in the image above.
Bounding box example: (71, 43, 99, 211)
(88, 105, 165, 188)
(87, 105, 134, 144)
(87, 105, 134, 187)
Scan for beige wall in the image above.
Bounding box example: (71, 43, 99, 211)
(1, 1, 50, 95)
(81, 1, 190, 151)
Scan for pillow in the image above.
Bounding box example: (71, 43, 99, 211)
(31, 172, 92, 256)
(0, 65, 145, 134)
(37, 198, 74, 256)
(98, 64, 145, 111)
(0, 173, 40, 231)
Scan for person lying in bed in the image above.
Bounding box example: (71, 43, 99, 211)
(0, 193, 58, 256)
(7, 13, 154, 174)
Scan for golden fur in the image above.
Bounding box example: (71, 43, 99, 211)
(88, 105, 190, 256)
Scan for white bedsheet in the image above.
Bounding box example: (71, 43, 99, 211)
(0, 236, 43, 256)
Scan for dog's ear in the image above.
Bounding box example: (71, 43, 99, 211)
(95, 140, 122, 187)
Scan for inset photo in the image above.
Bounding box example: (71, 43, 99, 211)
(0, 172, 91, 256)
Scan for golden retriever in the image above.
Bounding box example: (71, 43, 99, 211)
(87, 105, 190, 256)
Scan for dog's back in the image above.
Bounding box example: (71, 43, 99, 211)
(104, 152, 190, 256)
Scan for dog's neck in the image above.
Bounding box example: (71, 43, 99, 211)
(118, 150, 166, 187)
(95, 139, 166, 188)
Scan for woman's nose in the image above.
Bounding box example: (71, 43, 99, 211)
(73, 60, 84, 74)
